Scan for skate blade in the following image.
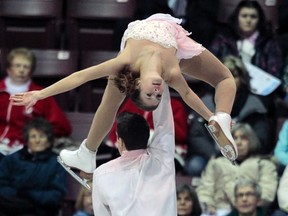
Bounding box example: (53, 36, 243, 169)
(204, 123, 237, 165)
(57, 156, 91, 190)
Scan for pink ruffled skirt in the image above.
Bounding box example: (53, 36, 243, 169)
(120, 13, 205, 59)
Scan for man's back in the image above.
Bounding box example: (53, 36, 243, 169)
(92, 84, 177, 216)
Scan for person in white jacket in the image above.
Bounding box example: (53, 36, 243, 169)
(92, 83, 177, 216)
(272, 166, 288, 215)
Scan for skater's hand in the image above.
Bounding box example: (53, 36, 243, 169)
(10, 91, 40, 110)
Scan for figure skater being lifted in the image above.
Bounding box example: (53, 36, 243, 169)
(10, 14, 238, 188)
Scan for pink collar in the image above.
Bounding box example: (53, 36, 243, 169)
(246, 31, 259, 44)
(121, 149, 147, 158)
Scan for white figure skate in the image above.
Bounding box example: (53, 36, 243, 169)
(57, 139, 96, 190)
(205, 112, 238, 165)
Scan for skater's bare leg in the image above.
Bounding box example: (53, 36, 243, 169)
(86, 77, 126, 151)
(180, 50, 238, 161)
(179, 49, 236, 114)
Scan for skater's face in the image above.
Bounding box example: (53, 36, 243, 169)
(177, 191, 193, 216)
(238, 7, 259, 36)
(7, 55, 32, 85)
(27, 128, 50, 153)
(139, 77, 164, 107)
(233, 129, 250, 160)
(235, 186, 259, 215)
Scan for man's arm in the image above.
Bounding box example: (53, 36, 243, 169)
(149, 83, 175, 166)
(151, 83, 174, 143)
(93, 183, 111, 216)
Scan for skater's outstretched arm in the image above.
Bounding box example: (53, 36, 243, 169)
(10, 56, 127, 109)
(86, 77, 126, 151)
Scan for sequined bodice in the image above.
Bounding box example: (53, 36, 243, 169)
(121, 20, 178, 50)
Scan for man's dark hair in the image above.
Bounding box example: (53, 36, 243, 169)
(116, 112, 150, 150)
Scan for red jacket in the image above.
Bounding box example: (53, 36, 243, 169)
(107, 97, 188, 152)
(0, 78, 72, 147)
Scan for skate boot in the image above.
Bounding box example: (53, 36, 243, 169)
(58, 139, 96, 190)
(205, 112, 238, 164)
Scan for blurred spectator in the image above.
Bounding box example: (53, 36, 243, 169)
(226, 179, 265, 216)
(0, 117, 67, 216)
(196, 123, 278, 216)
(274, 120, 288, 176)
(0, 48, 71, 155)
(106, 96, 188, 173)
(0, 152, 4, 161)
(210, 0, 283, 78)
(177, 183, 202, 216)
(272, 166, 288, 216)
(210, 0, 283, 118)
(185, 55, 272, 176)
(73, 181, 93, 216)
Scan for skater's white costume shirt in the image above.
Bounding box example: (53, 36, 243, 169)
(92, 83, 176, 216)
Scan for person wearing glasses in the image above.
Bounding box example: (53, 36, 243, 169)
(226, 179, 265, 216)
(196, 123, 277, 216)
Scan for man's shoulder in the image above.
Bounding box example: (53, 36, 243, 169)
(94, 157, 121, 176)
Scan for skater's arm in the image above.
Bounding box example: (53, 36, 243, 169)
(169, 73, 213, 121)
(10, 56, 127, 109)
(86, 77, 126, 151)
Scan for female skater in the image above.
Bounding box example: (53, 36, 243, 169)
(10, 14, 237, 182)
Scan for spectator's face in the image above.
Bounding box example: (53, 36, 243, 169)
(233, 129, 249, 160)
(27, 128, 50, 153)
(7, 55, 32, 85)
(83, 190, 93, 215)
(177, 191, 193, 216)
(235, 186, 259, 215)
(238, 7, 259, 36)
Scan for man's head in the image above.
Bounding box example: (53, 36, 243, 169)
(116, 112, 150, 154)
(234, 178, 261, 216)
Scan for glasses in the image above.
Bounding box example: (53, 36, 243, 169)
(236, 192, 257, 199)
(11, 63, 31, 70)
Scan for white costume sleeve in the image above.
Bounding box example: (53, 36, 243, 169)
(149, 83, 175, 166)
(92, 182, 111, 216)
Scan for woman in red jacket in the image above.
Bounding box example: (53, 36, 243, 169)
(0, 48, 71, 155)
